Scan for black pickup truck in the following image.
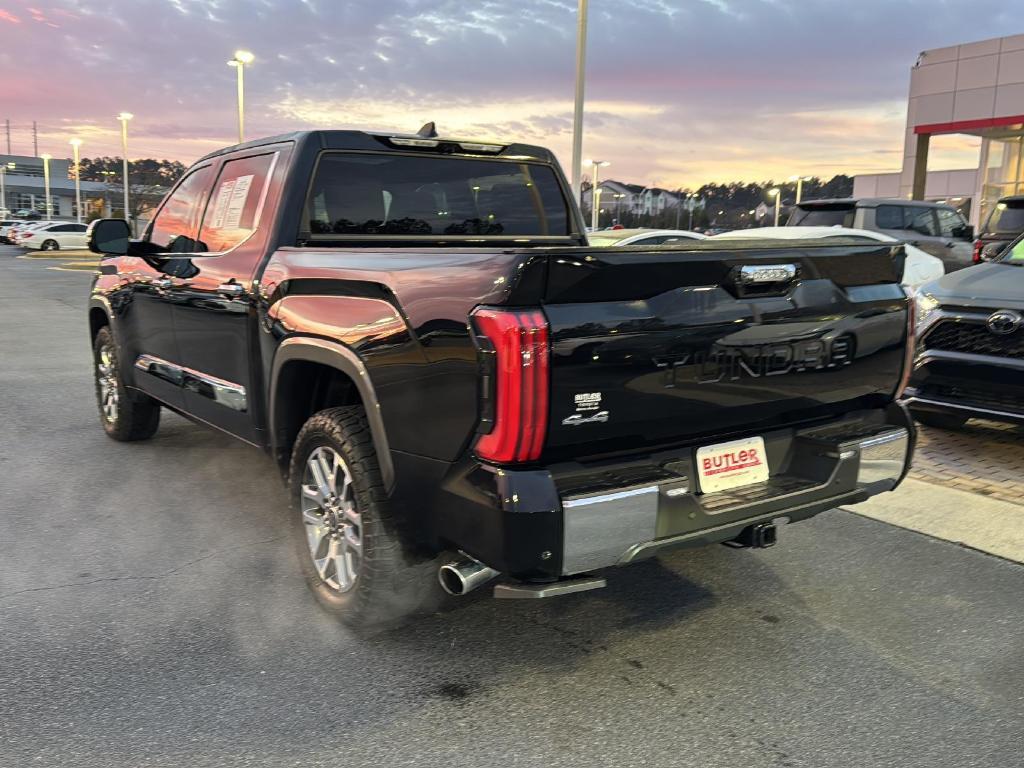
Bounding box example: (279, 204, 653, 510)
(86, 129, 916, 626)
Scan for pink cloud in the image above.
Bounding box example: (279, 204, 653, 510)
(0, 9, 21, 24)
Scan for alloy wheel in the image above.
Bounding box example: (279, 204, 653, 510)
(96, 344, 119, 423)
(300, 446, 362, 592)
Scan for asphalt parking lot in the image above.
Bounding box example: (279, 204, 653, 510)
(2, 247, 1022, 768)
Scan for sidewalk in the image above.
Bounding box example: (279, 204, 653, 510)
(844, 477, 1024, 565)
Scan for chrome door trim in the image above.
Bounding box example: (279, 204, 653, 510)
(134, 354, 248, 412)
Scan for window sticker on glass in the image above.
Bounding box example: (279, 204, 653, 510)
(209, 179, 237, 229)
(223, 175, 254, 229)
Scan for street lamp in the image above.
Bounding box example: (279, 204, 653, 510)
(69, 138, 82, 223)
(768, 187, 781, 226)
(117, 112, 133, 226)
(789, 174, 812, 205)
(0, 162, 14, 216)
(40, 154, 52, 218)
(612, 192, 625, 224)
(228, 49, 255, 144)
(585, 159, 609, 231)
(570, 0, 589, 206)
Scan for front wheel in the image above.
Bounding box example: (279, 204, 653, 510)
(287, 406, 442, 628)
(41, 239, 59, 251)
(93, 326, 161, 441)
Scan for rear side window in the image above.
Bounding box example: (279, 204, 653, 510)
(304, 153, 570, 238)
(789, 205, 854, 227)
(936, 208, 965, 237)
(149, 166, 214, 252)
(198, 153, 276, 253)
(984, 202, 1024, 234)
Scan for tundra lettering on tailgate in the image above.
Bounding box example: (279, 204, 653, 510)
(656, 336, 854, 387)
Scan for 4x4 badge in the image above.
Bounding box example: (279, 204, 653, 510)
(986, 309, 1022, 335)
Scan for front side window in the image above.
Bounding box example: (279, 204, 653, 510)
(149, 166, 213, 252)
(936, 208, 965, 237)
(877, 205, 938, 236)
(304, 153, 571, 239)
(198, 153, 276, 253)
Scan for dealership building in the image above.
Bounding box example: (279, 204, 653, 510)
(854, 33, 1024, 227)
(0, 153, 108, 220)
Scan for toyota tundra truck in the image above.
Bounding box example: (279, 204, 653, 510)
(86, 128, 916, 626)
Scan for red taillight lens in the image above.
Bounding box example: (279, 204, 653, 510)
(897, 288, 916, 398)
(471, 307, 549, 463)
(972, 239, 983, 263)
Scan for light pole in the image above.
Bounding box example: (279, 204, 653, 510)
(570, 0, 589, 206)
(117, 112, 133, 226)
(40, 154, 53, 218)
(0, 162, 14, 215)
(586, 159, 608, 231)
(612, 192, 624, 224)
(70, 138, 82, 223)
(789, 174, 811, 205)
(228, 50, 255, 144)
(769, 187, 781, 226)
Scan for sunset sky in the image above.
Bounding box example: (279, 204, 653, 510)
(0, 0, 1018, 187)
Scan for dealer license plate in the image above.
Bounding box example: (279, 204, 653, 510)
(696, 436, 769, 494)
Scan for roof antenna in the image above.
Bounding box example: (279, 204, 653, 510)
(417, 121, 438, 138)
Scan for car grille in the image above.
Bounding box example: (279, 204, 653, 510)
(918, 384, 1024, 414)
(923, 320, 1024, 360)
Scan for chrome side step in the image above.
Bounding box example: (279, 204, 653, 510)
(493, 576, 607, 599)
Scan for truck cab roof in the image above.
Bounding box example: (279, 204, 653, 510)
(195, 129, 558, 166)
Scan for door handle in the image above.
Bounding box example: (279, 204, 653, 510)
(153, 278, 173, 289)
(217, 282, 245, 298)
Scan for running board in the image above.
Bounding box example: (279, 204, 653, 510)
(493, 576, 607, 599)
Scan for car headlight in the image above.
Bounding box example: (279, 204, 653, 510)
(915, 293, 940, 334)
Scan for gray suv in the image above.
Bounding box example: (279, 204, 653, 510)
(788, 198, 974, 271)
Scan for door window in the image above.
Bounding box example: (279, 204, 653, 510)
(876, 205, 939, 236)
(148, 166, 214, 252)
(198, 153, 276, 253)
(936, 208, 965, 237)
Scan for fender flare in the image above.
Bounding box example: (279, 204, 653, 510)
(269, 337, 395, 490)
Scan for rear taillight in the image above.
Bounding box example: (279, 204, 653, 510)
(471, 307, 549, 463)
(897, 288, 916, 398)
(972, 239, 983, 263)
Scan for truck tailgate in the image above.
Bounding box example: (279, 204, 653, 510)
(539, 240, 909, 460)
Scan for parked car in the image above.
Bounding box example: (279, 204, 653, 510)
(18, 221, 89, 250)
(0, 220, 18, 244)
(788, 198, 974, 271)
(6, 220, 58, 245)
(710, 226, 944, 289)
(905, 238, 1024, 429)
(972, 195, 1024, 263)
(586, 227, 707, 246)
(85, 128, 915, 627)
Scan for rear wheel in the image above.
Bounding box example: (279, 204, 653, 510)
(92, 326, 161, 441)
(913, 411, 969, 430)
(41, 239, 59, 251)
(287, 406, 441, 628)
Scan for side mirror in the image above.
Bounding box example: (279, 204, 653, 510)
(87, 218, 131, 256)
(952, 223, 974, 241)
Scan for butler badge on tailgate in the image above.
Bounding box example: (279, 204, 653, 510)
(563, 392, 609, 426)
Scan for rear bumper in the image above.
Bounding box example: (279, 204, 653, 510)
(424, 405, 914, 580)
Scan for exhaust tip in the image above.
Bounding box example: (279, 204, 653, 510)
(438, 564, 468, 596)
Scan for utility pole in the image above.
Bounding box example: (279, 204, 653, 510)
(570, 0, 588, 208)
(4, 119, 10, 155)
(32, 121, 38, 157)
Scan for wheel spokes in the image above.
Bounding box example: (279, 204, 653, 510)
(300, 445, 362, 593)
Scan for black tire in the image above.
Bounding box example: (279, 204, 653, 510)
(287, 406, 442, 628)
(92, 326, 161, 441)
(42, 239, 59, 251)
(913, 410, 969, 430)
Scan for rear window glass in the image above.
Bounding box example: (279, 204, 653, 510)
(985, 202, 1024, 234)
(305, 153, 570, 238)
(789, 206, 854, 227)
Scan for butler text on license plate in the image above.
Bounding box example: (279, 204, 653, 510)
(696, 436, 769, 494)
